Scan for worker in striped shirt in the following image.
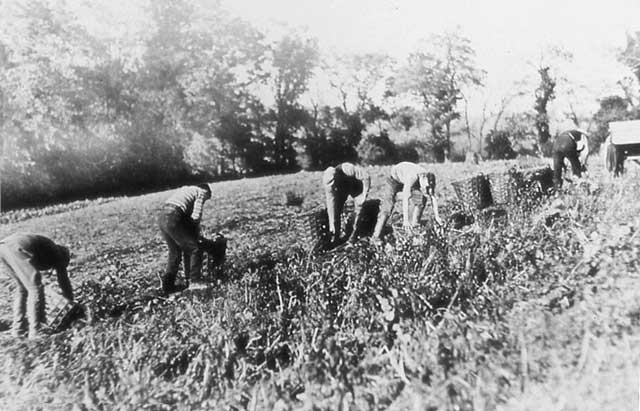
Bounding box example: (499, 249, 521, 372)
(158, 183, 212, 294)
(0, 233, 73, 339)
(322, 162, 371, 243)
(372, 162, 442, 240)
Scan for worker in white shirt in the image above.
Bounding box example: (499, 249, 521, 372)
(372, 162, 442, 239)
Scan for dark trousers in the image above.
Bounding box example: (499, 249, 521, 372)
(157, 207, 203, 289)
(0, 243, 46, 339)
(552, 151, 582, 189)
(552, 134, 582, 189)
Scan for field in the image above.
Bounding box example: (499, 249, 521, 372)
(0, 160, 639, 411)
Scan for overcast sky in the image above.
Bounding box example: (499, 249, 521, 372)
(64, 0, 640, 129)
(221, 0, 640, 126)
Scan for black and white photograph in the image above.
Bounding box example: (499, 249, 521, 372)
(1, 0, 639, 409)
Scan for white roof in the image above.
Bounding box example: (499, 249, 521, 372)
(609, 120, 640, 145)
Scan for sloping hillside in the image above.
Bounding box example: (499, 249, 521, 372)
(0, 160, 638, 411)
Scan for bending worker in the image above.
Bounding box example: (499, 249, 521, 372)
(0, 233, 73, 339)
(322, 162, 370, 243)
(373, 161, 442, 239)
(552, 129, 589, 189)
(158, 183, 212, 294)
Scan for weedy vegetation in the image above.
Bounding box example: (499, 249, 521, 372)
(0, 161, 638, 410)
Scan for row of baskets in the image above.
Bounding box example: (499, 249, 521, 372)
(451, 166, 554, 211)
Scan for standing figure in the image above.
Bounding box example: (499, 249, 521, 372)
(373, 161, 442, 239)
(553, 129, 589, 189)
(0, 233, 73, 339)
(158, 183, 212, 294)
(322, 162, 371, 243)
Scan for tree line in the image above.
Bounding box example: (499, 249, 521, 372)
(1, 0, 640, 210)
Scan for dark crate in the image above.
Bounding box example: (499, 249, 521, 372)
(522, 166, 554, 195)
(199, 234, 227, 280)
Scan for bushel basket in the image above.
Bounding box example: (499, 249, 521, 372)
(451, 174, 493, 210)
(297, 208, 332, 253)
(488, 169, 524, 206)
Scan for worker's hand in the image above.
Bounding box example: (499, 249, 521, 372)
(354, 194, 366, 207)
(434, 216, 444, 226)
(403, 220, 412, 230)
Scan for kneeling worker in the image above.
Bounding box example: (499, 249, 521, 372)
(0, 233, 73, 339)
(158, 183, 212, 294)
(322, 162, 371, 243)
(373, 161, 442, 239)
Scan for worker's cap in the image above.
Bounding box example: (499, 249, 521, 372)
(418, 172, 436, 195)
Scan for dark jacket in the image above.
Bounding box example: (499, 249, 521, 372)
(0, 233, 72, 300)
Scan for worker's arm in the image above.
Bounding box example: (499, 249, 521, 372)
(430, 195, 442, 225)
(349, 175, 370, 240)
(354, 174, 370, 208)
(56, 266, 73, 302)
(401, 178, 416, 228)
(190, 190, 208, 223)
(325, 187, 337, 235)
(323, 168, 338, 235)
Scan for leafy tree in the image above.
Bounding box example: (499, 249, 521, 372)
(533, 66, 556, 152)
(269, 33, 319, 169)
(391, 32, 484, 160)
(620, 31, 640, 83)
(485, 130, 517, 160)
(296, 105, 363, 170)
(591, 95, 640, 152)
(357, 131, 397, 165)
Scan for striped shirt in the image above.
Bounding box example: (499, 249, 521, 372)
(165, 186, 210, 223)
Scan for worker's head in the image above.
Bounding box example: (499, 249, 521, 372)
(197, 183, 213, 199)
(418, 172, 436, 197)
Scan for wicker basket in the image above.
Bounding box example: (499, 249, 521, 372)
(451, 174, 493, 210)
(488, 169, 524, 206)
(45, 287, 84, 333)
(297, 208, 332, 253)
